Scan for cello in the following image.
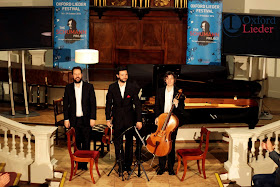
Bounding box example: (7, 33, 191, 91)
(146, 89, 183, 157)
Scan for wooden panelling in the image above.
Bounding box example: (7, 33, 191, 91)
(142, 21, 163, 49)
(165, 22, 184, 64)
(89, 11, 187, 65)
(91, 18, 115, 63)
(116, 20, 140, 49)
(116, 49, 164, 64)
(164, 21, 186, 64)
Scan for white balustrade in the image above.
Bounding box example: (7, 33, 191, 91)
(224, 120, 280, 186)
(0, 115, 57, 183)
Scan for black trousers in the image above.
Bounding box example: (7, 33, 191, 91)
(114, 126, 134, 168)
(75, 117, 91, 168)
(252, 173, 279, 187)
(158, 127, 178, 171)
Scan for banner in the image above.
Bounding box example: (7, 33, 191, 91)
(53, 0, 89, 69)
(186, 0, 223, 65)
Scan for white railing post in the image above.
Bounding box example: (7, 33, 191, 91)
(224, 128, 253, 186)
(30, 126, 57, 183)
(258, 135, 265, 161)
(275, 131, 279, 153)
(18, 133, 25, 159)
(26, 134, 32, 160)
(10, 130, 17, 156)
(0, 117, 33, 181)
(0, 116, 57, 182)
(2, 127, 9, 153)
(224, 120, 280, 186)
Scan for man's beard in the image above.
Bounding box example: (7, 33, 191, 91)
(119, 78, 127, 83)
(73, 78, 82, 83)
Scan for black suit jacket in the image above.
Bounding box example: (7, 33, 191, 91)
(154, 86, 185, 126)
(105, 81, 142, 130)
(63, 81, 96, 127)
(269, 151, 280, 185)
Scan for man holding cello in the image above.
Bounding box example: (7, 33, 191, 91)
(154, 71, 185, 175)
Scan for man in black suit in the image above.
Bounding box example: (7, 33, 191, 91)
(154, 71, 185, 175)
(63, 66, 96, 170)
(105, 66, 142, 172)
(252, 139, 280, 187)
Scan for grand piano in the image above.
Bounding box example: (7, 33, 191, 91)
(127, 64, 261, 129)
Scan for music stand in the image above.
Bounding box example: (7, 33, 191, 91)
(127, 126, 150, 181)
(107, 126, 134, 181)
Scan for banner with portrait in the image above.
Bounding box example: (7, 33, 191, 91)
(186, 0, 223, 65)
(53, 0, 89, 69)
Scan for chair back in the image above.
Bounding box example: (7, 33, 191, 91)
(53, 98, 63, 124)
(198, 127, 211, 157)
(66, 128, 78, 157)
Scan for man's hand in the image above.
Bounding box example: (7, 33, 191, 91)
(155, 117, 158, 125)
(106, 120, 112, 128)
(90, 119, 96, 127)
(136, 122, 142, 130)
(173, 98, 179, 108)
(266, 139, 275, 152)
(0, 173, 10, 187)
(64, 120, 70, 128)
(262, 139, 275, 152)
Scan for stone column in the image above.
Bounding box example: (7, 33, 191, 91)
(224, 128, 253, 187)
(30, 126, 57, 183)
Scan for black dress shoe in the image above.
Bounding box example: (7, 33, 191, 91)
(157, 169, 165, 175)
(124, 166, 132, 173)
(78, 164, 83, 170)
(118, 167, 124, 173)
(168, 169, 175, 175)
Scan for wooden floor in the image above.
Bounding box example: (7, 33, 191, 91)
(1, 97, 280, 186)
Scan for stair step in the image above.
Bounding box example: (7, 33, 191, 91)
(46, 171, 67, 187)
(215, 173, 239, 187)
(222, 180, 237, 184)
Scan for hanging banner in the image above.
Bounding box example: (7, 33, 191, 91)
(186, 0, 223, 65)
(53, 0, 89, 69)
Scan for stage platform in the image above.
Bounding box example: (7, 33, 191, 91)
(0, 97, 280, 140)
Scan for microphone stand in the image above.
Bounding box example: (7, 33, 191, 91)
(107, 126, 134, 181)
(127, 126, 150, 181)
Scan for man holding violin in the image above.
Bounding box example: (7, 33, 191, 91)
(105, 66, 142, 173)
(154, 71, 185, 175)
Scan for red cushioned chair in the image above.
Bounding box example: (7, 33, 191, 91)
(176, 127, 211, 181)
(66, 127, 101, 184)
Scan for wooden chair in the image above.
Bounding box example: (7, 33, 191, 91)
(66, 128, 101, 184)
(176, 127, 211, 181)
(53, 98, 65, 145)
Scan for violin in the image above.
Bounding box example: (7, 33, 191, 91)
(102, 127, 113, 144)
(146, 89, 183, 157)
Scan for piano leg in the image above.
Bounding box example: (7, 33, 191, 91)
(8, 51, 15, 116)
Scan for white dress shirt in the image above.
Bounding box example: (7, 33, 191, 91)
(74, 81, 83, 117)
(164, 87, 174, 113)
(118, 81, 126, 99)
